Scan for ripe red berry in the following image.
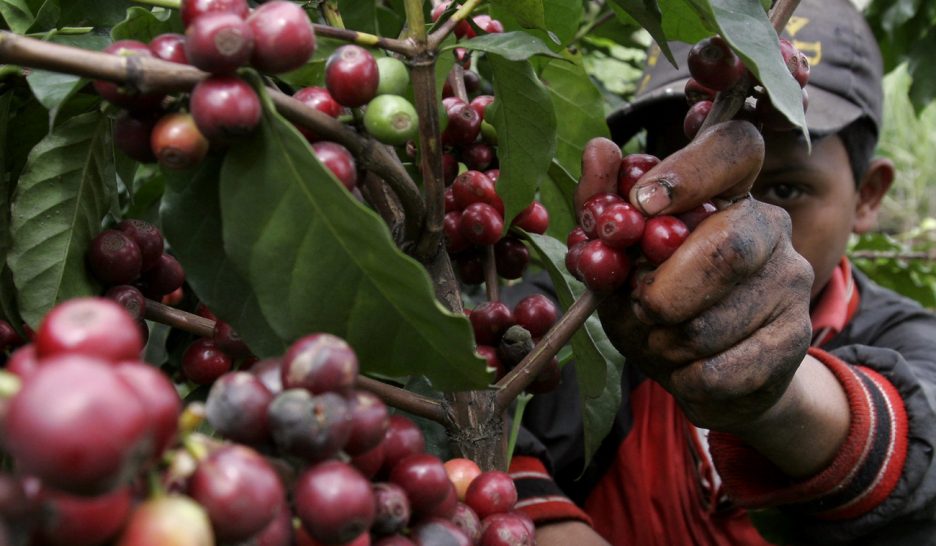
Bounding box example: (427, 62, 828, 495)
(779, 38, 810, 87)
(479, 512, 534, 546)
(452, 170, 503, 215)
(345, 390, 390, 456)
(511, 201, 549, 234)
(6, 344, 37, 378)
(312, 141, 358, 190)
(282, 332, 358, 394)
(390, 453, 452, 516)
(494, 237, 530, 280)
(597, 202, 645, 250)
(182, 338, 231, 384)
(293, 86, 343, 142)
(93, 41, 164, 111)
(247, 1, 316, 74)
(580, 193, 625, 239)
(295, 461, 375, 545)
(565, 241, 587, 281)
(268, 390, 351, 461)
(149, 33, 189, 64)
(185, 12, 254, 74)
(114, 360, 181, 458)
(687, 36, 745, 91)
(35, 297, 143, 362)
(618, 153, 660, 198)
(380, 415, 426, 475)
(0, 320, 23, 353)
(114, 112, 157, 163)
(86, 229, 143, 285)
(641, 215, 690, 265)
(577, 240, 631, 292)
(513, 295, 558, 338)
(527, 356, 561, 394)
(205, 371, 273, 445)
(105, 285, 146, 321)
(476, 345, 504, 378)
(190, 76, 262, 142)
(684, 78, 717, 105)
(445, 188, 458, 212)
(180, 0, 249, 27)
(444, 211, 469, 254)
(451, 503, 482, 543)
(5, 355, 149, 494)
(326, 45, 379, 107)
(35, 486, 132, 546)
(211, 320, 251, 358)
(677, 201, 717, 231)
(117, 219, 164, 272)
(372, 482, 411, 536)
(464, 470, 518, 519)
(470, 95, 495, 121)
(460, 202, 504, 246)
(351, 441, 385, 479)
(188, 445, 285, 542)
(432, 2, 472, 40)
(469, 301, 514, 346)
(472, 15, 504, 34)
(442, 153, 459, 186)
(151, 112, 210, 170)
(456, 250, 485, 285)
(460, 142, 495, 172)
(566, 227, 589, 247)
(139, 253, 185, 298)
(443, 102, 482, 146)
(683, 100, 713, 140)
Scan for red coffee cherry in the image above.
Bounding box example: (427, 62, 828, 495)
(114, 360, 181, 459)
(345, 390, 390, 456)
(117, 219, 164, 272)
(268, 390, 351, 461)
(293, 86, 343, 142)
(460, 142, 495, 172)
(247, 1, 316, 74)
(180, 0, 249, 28)
(151, 112, 210, 170)
(190, 76, 262, 143)
(580, 193, 625, 239)
(464, 470, 518, 520)
(470, 95, 495, 121)
(513, 295, 558, 338)
(444, 211, 469, 254)
(326, 45, 379, 107)
(35, 486, 132, 546)
(618, 153, 660, 198)
(93, 41, 164, 111)
(455, 250, 485, 285)
(452, 503, 482, 543)
(512, 201, 549, 235)
(443, 102, 482, 146)
(597, 202, 645, 250)
(476, 344, 504, 379)
(312, 141, 358, 191)
(86, 229, 143, 285)
(493, 237, 530, 280)
(452, 170, 504, 215)
(779, 38, 810, 87)
(641, 215, 690, 265)
(442, 153, 459, 186)
(295, 461, 375, 545)
(577, 240, 631, 293)
(687, 36, 745, 91)
(35, 297, 143, 362)
(677, 201, 717, 231)
(380, 415, 426, 475)
(184, 12, 254, 74)
(205, 371, 273, 446)
(149, 33, 189, 64)
(411, 520, 472, 546)
(469, 301, 514, 346)
(566, 227, 589, 247)
(114, 112, 157, 163)
(445, 188, 458, 212)
(390, 453, 451, 517)
(472, 15, 504, 34)
(139, 253, 185, 298)
(459, 202, 504, 246)
(372, 482, 411, 536)
(527, 356, 561, 394)
(211, 320, 251, 358)
(565, 241, 587, 281)
(105, 285, 146, 322)
(351, 441, 385, 480)
(182, 338, 232, 384)
(683, 100, 713, 140)
(684, 78, 717, 105)
(479, 512, 534, 546)
(431, 2, 472, 40)
(282, 332, 358, 394)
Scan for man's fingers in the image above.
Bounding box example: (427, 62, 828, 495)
(628, 120, 765, 216)
(574, 137, 622, 216)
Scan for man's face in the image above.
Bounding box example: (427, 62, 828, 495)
(751, 131, 860, 299)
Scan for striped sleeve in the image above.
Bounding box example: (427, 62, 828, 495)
(509, 455, 593, 526)
(708, 347, 909, 519)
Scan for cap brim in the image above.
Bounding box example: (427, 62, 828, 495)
(607, 79, 866, 144)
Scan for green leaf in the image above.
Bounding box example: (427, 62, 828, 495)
(59, 0, 133, 27)
(26, 33, 108, 127)
(435, 34, 456, 102)
(611, 0, 676, 65)
(276, 37, 343, 90)
(491, 0, 546, 31)
(543, 0, 583, 48)
(376, 5, 405, 38)
(707, 0, 807, 135)
(8, 112, 113, 327)
(160, 156, 286, 358)
(218, 86, 490, 391)
(449, 31, 562, 61)
(0, 0, 35, 34)
(337, 0, 377, 34)
(27, 0, 59, 33)
(488, 54, 557, 228)
(658, 0, 710, 45)
(541, 51, 610, 178)
(540, 159, 577, 241)
(111, 6, 182, 42)
(524, 233, 625, 468)
(907, 29, 936, 114)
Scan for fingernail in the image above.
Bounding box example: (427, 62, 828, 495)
(636, 181, 672, 215)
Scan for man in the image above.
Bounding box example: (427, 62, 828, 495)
(509, 0, 936, 544)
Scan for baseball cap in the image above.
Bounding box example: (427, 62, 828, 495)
(607, 0, 884, 145)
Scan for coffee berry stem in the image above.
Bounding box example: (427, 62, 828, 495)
(144, 299, 215, 338)
(448, 63, 470, 103)
(428, 0, 486, 49)
(484, 245, 500, 303)
(696, 0, 802, 135)
(495, 290, 604, 413)
(130, 0, 180, 10)
(357, 376, 447, 424)
(321, 0, 346, 30)
(312, 23, 416, 57)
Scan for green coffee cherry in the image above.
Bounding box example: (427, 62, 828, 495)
(376, 57, 410, 97)
(364, 94, 419, 145)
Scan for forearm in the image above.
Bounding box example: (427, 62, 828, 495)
(536, 521, 611, 546)
(732, 354, 850, 477)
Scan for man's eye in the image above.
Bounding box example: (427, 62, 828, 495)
(761, 183, 802, 202)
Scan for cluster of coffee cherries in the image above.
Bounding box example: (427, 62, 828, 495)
(99, 0, 316, 171)
(566, 154, 716, 293)
(85, 219, 184, 340)
(199, 332, 532, 545)
(469, 294, 561, 392)
(166, 303, 256, 386)
(444, 170, 549, 284)
(682, 35, 812, 138)
(432, 1, 505, 74)
(1, 297, 183, 546)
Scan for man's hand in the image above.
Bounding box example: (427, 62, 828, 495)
(577, 121, 815, 434)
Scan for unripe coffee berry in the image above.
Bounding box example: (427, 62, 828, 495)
(364, 94, 419, 146)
